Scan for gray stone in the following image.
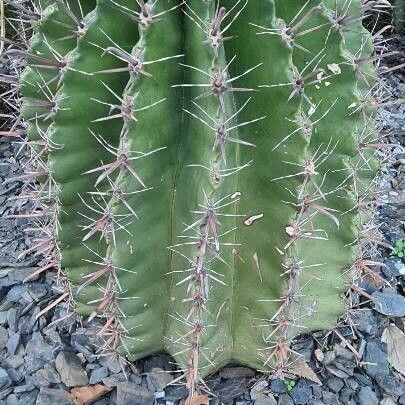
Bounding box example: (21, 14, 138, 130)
(99, 354, 122, 374)
(0, 369, 11, 390)
(5, 394, 18, 405)
(6, 367, 23, 384)
(333, 357, 355, 377)
(27, 284, 48, 302)
(322, 391, 340, 405)
(0, 312, 7, 325)
(34, 365, 61, 387)
(129, 373, 142, 385)
(18, 316, 33, 336)
(102, 372, 127, 388)
(383, 257, 405, 278)
(25, 332, 54, 373)
(346, 378, 358, 391)
(277, 394, 294, 405)
(0, 327, 7, 350)
(4, 355, 24, 370)
(380, 398, 398, 405)
(6, 285, 28, 302)
(364, 340, 389, 379)
(55, 352, 88, 387)
(0, 387, 13, 400)
(164, 386, 187, 402)
(143, 355, 172, 373)
(215, 379, 247, 403)
(325, 365, 351, 379)
(250, 381, 268, 400)
(35, 388, 73, 405)
(254, 394, 277, 405)
(116, 382, 154, 405)
(357, 386, 378, 405)
(290, 380, 313, 405)
(219, 366, 255, 379)
(353, 372, 373, 387)
(72, 343, 94, 361)
(339, 387, 353, 405)
(6, 308, 19, 332)
(5, 284, 44, 307)
(19, 390, 38, 405)
(13, 385, 36, 394)
(0, 267, 38, 287)
(351, 310, 378, 335)
(92, 400, 109, 405)
(89, 367, 109, 385)
(270, 379, 287, 394)
(371, 291, 405, 317)
(6, 333, 20, 355)
(311, 385, 322, 399)
(146, 367, 173, 391)
(327, 377, 344, 393)
(334, 345, 355, 361)
(375, 374, 404, 397)
(291, 339, 314, 362)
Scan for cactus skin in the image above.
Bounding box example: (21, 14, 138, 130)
(395, 0, 405, 33)
(21, 1, 96, 141)
(21, 0, 378, 396)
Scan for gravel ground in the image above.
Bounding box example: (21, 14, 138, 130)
(0, 21, 404, 405)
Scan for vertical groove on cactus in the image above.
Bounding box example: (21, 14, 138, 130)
(18, 0, 381, 399)
(167, 0, 243, 391)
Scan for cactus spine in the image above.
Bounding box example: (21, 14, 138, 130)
(17, 0, 381, 399)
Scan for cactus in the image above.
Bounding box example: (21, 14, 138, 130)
(18, 0, 381, 399)
(395, 0, 405, 33)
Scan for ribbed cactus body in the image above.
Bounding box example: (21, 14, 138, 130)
(22, 0, 378, 392)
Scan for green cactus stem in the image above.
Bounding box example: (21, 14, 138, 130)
(395, 0, 405, 33)
(19, 0, 380, 399)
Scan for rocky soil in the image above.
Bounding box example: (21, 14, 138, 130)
(0, 18, 404, 405)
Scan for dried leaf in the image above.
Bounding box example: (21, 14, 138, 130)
(187, 394, 210, 405)
(382, 324, 405, 376)
(71, 384, 111, 405)
(286, 356, 322, 385)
